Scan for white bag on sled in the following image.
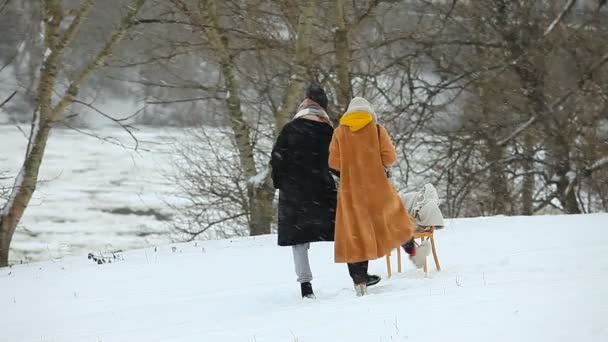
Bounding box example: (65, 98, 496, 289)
(402, 183, 444, 229)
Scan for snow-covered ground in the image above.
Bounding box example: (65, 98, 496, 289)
(1, 125, 180, 263)
(2, 213, 607, 342)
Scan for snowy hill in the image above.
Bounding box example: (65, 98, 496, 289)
(2, 214, 607, 342)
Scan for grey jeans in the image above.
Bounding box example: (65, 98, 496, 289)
(292, 243, 313, 283)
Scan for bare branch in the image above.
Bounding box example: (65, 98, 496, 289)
(56, 0, 96, 51)
(52, 0, 147, 120)
(0, 0, 12, 14)
(62, 121, 147, 152)
(497, 116, 537, 146)
(174, 213, 247, 241)
(14, 124, 28, 140)
(0, 52, 17, 74)
(72, 100, 143, 123)
(544, 0, 577, 37)
(0, 91, 17, 109)
(133, 18, 194, 26)
(498, 49, 608, 146)
(588, 157, 608, 173)
(71, 100, 145, 151)
(146, 96, 219, 105)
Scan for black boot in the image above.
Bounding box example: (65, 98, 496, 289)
(366, 274, 381, 287)
(300, 282, 315, 299)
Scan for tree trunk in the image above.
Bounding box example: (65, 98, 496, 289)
(199, 0, 257, 179)
(0, 0, 145, 267)
(563, 186, 581, 214)
(248, 182, 275, 236)
(0, 118, 51, 267)
(521, 131, 535, 215)
(199, 0, 288, 235)
(334, 0, 352, 113)
(552, 140, 582, 214)
(510, 60, 541, 216)
(274, 0, 315, 133)
(511, 58, 543, 215)
(257, 1, 315, 234)
(0, 234, 9, 267)
(487, 141, 510, 214)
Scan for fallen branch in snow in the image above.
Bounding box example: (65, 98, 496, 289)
(87, 252, 124, 265)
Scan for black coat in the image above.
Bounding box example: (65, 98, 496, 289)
(270, 118, 337, 246)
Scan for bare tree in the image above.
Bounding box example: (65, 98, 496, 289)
(0, 0, 147, 267)
(395, 0, 608, 216)
(149, 0, 318, 239)
(97, 0, 608, 243)
(168, 128, 250, 239)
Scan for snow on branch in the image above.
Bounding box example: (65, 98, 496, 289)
(248, 168, 269, 187)
(563, 156, 608, 196)
(589, 156, 608, 173)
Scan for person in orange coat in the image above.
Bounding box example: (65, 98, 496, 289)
(329, 97, 415, 296)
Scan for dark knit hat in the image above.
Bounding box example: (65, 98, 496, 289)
(305, 84, 329, 111)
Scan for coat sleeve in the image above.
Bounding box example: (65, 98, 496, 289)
(270, 125, 290, 189)
(328, 129, 341, 172)
(379, 125, 397, 166)
(320, 127, 340, 178)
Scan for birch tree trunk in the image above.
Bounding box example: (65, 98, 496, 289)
(0, 0, 146, 267)
(274, 0, 315, 133)
(197, 0, 268, 235)
(521, 131, 535, 215)
(333, 0, 352, 113)
(256, 0, 315, 235)
(487, 140, 509, 214)
(195, 0, 316, 236)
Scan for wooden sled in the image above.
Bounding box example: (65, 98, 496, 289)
(386, 226, 441, 277)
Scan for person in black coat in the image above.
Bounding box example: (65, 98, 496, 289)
(270, 85, 337, 299)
